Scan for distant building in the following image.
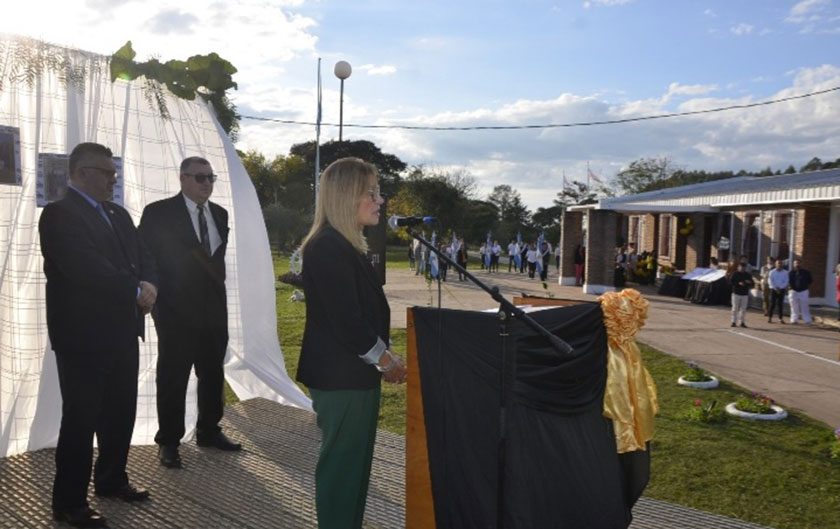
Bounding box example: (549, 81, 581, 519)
(560, 169, 840, 307)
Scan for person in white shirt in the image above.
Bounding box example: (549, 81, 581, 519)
(767, 259, 789, 323)
(507, 238, 518, 273)
(526, 243, 539, 279)
(554, 245, 561, 273)
(479, 243, 486, 270)
(491, 240, 502, 272)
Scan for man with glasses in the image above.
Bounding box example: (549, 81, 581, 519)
(40, 142, 158, 527)
(140, 156, 240, 471)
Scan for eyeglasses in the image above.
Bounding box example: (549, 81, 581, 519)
(368, 186, 382, 201)
(81, 167, 117, 178)
(184, 173, 218, 184)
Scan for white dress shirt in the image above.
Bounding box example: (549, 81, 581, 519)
(768, 268, 789, 290)
(183, 194, 222, 255)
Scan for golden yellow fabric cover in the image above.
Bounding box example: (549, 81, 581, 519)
(598, 289, 659, 453)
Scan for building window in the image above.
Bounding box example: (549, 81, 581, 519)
(629, 216, 640, 247)
(717, 213, 732, 262)
(773, 212, 791, 264)
(742, 213, 760, 268)
(659, 214, 672, 258)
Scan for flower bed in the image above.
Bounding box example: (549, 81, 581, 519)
(678, 361, 719, 389)
(726, 393, 787, 421)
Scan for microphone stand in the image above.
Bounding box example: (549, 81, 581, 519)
(405, 227, 573, 355)
(405, 227, 573, 529)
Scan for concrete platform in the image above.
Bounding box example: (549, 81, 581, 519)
(385, 267, 840, 428)
(0, 398, 776, 529)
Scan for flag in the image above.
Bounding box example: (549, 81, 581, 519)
(588, 168, 604, 186)
(430, 231, 439, 278)
(484, 231, 492, 269)
(450, 232, 459, 256)
(315, 58, 322, 193)
(535, 232, 545, 276)
(514, 231, 522, 270)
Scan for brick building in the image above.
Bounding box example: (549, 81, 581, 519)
(559, 169, 840, 307)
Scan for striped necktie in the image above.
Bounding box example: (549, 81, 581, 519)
(198, 203, 212, 256)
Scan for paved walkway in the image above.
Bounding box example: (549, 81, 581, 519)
(384, 267, 840, 428)
(0, 398, 776, 529)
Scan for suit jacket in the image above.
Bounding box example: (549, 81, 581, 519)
(139, 193, 229, 331)
(39, 188, 156, 355)
(297, 226, 390, 390)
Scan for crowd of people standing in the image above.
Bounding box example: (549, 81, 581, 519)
(408, 235, 561, 282)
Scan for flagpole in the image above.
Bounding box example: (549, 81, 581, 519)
(586, 161, 590, 188)
(315, 58, 322, 201)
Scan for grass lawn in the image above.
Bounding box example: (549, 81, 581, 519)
(229, 249, 839, 529)
(641, 345, 840, 529)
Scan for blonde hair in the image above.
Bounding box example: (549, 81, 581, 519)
(300, 157, 377, 255)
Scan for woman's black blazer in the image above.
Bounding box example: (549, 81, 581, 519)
(297, 226, 390, 390)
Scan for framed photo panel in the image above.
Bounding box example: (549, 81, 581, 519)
(0, 126, 22, 186)
(37, 154, 124, 207)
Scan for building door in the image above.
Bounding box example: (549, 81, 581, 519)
(703, 216, 713, 267)
(827, 204, 840, 307)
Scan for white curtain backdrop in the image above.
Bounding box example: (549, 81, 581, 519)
(0, 37, 311, 458)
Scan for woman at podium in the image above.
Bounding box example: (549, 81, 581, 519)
(296, 157, 406, 529)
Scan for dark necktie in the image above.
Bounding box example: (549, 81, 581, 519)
(96, 202, 113, 230)
(198, 204, 212, 256)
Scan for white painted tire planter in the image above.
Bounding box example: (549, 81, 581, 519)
(725, 403, 788, 421)
(677, 375, 719, 389)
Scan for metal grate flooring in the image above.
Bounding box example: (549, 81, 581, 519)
(0, 398, 775, 529)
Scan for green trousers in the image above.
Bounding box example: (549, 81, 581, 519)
(310, 386, 381, 529)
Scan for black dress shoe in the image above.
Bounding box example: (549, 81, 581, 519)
(196, 431, 242, 451)
(53, 506, 107, 527)
(95, 483, 150, 502)
(159, 445, 182, 468)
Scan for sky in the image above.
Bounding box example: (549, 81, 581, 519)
(3, 0, 840, 210)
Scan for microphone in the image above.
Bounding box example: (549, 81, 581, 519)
(388, 215, 437, 230)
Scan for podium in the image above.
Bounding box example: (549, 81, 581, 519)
(405, 297, 645, 529)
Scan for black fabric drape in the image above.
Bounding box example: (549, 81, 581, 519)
(414, 303, 647, 529)
(685, 277, 730, 305)
(657, 274, 686, 297)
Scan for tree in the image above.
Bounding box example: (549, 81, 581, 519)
(554, 180, 598, 207)
(387, 166, 475, 242)
(615, 156, 677, 194)
(800, 157, 822, 173)
(274, 155, 315, 215)
(240, 150, 281, 208)
(532, 205, 564, 230)
(289, 139, 407, 197)
(487, 185, 531, 242)
(262, 203, 311, 251)
(462, 200, 499, 244)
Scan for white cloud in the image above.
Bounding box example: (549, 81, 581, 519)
(703, 9, 717, 18)
(584, 0, 632, 7)
(730, 23, 754, 35)
(253, 67, 840, 210)
(787, 0, 830, 22)
(665, 82, 718, 99)
(358, 64, 397, 76)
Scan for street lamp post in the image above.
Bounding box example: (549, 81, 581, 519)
(334, 60, 352, 142)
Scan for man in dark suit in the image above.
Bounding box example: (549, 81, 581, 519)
(39, 142, 157, 528)
(139, 156, 240, 469)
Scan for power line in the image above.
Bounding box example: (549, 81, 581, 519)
(240, 85, 840, 131)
